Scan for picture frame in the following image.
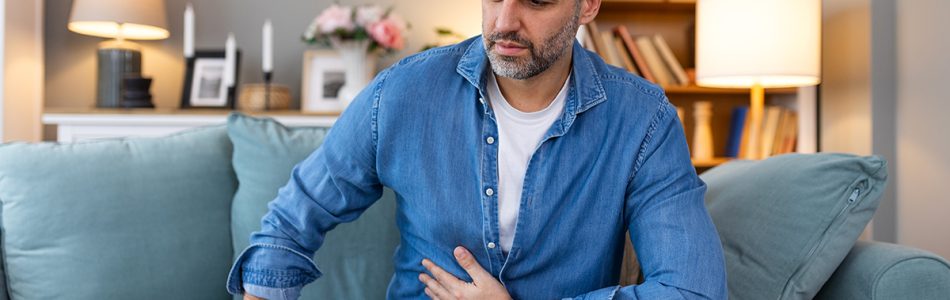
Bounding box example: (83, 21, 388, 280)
(180, 50, 241, 109)
(301, 49, 346, 113)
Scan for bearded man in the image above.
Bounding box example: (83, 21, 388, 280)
(228, 0, 727, 299)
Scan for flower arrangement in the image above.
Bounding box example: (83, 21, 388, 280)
(303, 4, 408, 52)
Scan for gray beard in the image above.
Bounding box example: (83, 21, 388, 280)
(484, 15, 579, 80)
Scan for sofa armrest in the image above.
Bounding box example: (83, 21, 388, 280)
(815, 240, 950, 300)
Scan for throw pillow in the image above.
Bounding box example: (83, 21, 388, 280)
(227, 113, 399, 300)
(0, 125, 236, 299)
(700, 153, 887, 300)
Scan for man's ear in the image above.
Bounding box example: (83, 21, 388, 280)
(578, 0, 602, 25)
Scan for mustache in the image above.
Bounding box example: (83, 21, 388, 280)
(487, 31, 533, 49)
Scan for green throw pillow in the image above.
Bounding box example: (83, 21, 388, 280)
(227, 113, 399, 300)
(700, 153, 887, 300)
(0, 125, 236, 300)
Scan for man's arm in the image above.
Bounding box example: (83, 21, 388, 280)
(225, 69, 392, 297)
(570, 102, 727, 300)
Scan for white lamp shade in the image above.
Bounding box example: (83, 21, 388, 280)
(696, 0, 821, 88)
(68, 0, 169, 40)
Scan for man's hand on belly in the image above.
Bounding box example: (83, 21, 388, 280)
(419, 246, 512, 300)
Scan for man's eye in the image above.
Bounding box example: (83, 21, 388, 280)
(528, 0, 548, 7)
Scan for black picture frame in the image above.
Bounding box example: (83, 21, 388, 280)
(180, 50, 241, 109)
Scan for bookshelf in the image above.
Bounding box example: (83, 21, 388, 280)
(592, 0, 804, 170)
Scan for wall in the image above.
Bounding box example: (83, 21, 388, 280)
(869, 0, 897, 244)
(0, 0, 5, 141)
(2, 0, 43, 142)
(820, 0, 871, 156)
(896, 0, 950, 259)
(44, 0, 481, 109)
(820, 0, 902, 243)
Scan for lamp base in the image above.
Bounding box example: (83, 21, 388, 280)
(96, 40, 142, 108)
(742, 84, 766, 160)
(121, 76, 154, 108)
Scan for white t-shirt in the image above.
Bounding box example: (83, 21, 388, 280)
(487, 73, 570, 253)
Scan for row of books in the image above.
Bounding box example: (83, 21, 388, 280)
(726, 106, 799, 159)
(577, 22, 690, 86)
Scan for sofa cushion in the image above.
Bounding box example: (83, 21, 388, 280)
(700, 153, 887, 300)
(0, 125, 236, 300)
(227, 113, 399, 299)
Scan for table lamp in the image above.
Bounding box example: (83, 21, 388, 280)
(696, 0, 821, 160)
(68, 0, 169, 108)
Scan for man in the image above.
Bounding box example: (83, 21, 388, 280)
(227, 0, 727, 299)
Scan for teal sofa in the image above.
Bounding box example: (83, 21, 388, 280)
(0, 113, 946, 300)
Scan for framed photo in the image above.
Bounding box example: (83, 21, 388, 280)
(180, 50, 241, 108)
(301, 49, 346, 113)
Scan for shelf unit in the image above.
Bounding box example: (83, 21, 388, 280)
(594, 0, 803, 170)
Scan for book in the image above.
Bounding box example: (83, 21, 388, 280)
(771, 109, 789, 156)
(600, 32, 625, 68)
(613, 36, 639, 75)
(779, 111, 799, 154)
(586, 20, 608, 59)
(614, 26, 655, 82)
(738, 107, 752, 159)
(759, 106, 783, 159)
(652, 34, 690, 86)
(635, 36, 673, 86)
(725, 106, 748, 158)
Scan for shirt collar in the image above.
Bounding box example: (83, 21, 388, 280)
(456, 36, 607, 116)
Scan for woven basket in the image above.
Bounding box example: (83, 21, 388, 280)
(238, 83, 291, 111)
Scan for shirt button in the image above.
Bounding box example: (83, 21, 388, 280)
(486, 136, 495, 145)
(487, 242, 496, 249)
(479, 97, 485, 104)
(485, 188, 494, 196)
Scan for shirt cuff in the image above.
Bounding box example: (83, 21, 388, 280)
(244, 283, 303, 300)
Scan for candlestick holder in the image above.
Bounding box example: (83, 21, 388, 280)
(263, 71, 273, 110)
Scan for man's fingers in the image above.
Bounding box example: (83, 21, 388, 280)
(454, 246, 492, 284)
(422, 258, 464, 289)
(419, 272, 453, 299)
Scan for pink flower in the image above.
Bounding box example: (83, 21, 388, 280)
(314, 4, 353, 34)
(368, 15, 407, 50)
(355, 5, 385, 27)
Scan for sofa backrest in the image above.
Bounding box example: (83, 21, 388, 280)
(0, 125, 237, 300)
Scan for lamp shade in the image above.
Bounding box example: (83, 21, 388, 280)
(696, 0, 820, 88)
(68, 0, 169, 40)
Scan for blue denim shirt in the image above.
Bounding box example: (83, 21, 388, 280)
(226, 36, 727, 299)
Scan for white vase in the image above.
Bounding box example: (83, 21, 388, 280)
(332, 39, 376, 109)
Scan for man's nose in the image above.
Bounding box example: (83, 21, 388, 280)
(494, 0, 523, 34)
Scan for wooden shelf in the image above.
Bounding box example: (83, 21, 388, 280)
(594, 1, 806, 162)
(691, 157, 733, 168)
(662, 85, 799, 95)
(602, 0, 696, 11)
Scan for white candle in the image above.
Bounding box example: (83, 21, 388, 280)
(262, 19, 273, 73)
(184, 3, 194, 58)
(224, 33, 236, 87)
